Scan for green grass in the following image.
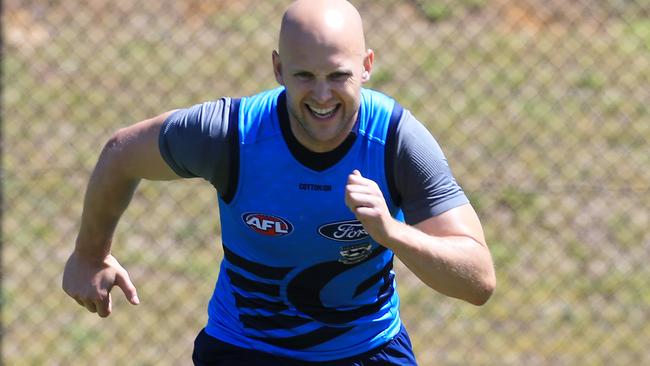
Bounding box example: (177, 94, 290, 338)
(4, 1, 649, 365)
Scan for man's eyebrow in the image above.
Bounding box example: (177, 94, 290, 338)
(290, 69, 353, 77)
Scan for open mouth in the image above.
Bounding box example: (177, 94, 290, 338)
(306, 104, 340, 119)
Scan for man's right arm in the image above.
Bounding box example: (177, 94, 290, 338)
(64, 98, 234, 317)
(63, 111, 181, 317)
(77, 111, 181, 258)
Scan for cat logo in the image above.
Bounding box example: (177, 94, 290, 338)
(339, 243, 373, 264)
(242, 213, 293, 237)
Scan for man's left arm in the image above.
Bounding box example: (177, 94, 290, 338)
(345, 170, 496, 305)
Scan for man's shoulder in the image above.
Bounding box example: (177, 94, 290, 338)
(241, 87, 285, 106)
(360, 88, 405, 122)
(237, 87, 285, 141)
(361, 88, 395, 105)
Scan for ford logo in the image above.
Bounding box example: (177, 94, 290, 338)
(318, 220, 368, 242)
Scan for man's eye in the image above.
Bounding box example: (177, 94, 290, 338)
(330, 73, 351, 81)
(295, 73, 313, 81)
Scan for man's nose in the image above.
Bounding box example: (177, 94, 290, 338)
(312, 81, 333, 103)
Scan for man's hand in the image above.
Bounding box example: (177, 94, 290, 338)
(344, 170, 396, 245)
(345, 169, 495, 304)
(62, 252, 139, 317)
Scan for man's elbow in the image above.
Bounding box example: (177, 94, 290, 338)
(467, 271, 496, 306)
(101, 130, 130, 163)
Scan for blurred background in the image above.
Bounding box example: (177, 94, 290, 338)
(3, 0, 649, 365)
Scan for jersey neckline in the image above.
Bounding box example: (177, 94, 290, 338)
(277, 91, 359, 172)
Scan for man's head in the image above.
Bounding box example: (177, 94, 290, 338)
(273, 0, 374, 153)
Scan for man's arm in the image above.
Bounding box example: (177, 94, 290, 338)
(63, 111, 180, 317)
(345, 170, 495, 305)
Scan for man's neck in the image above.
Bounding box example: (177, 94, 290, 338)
(277, 92, 357, 171)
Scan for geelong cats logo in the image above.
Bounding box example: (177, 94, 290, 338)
(338, 243, 373, 264)
(318, 220, 369, 242)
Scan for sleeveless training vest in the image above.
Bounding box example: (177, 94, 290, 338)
(205, 87, 405, 361)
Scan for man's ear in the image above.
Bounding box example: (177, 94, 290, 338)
(272, 50, 284, 85)
(361, 49, 374, 83)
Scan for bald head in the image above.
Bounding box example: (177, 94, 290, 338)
(279, 0, 366, 56)
(272, 0, 374, 152)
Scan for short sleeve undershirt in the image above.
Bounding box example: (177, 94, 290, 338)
(391, 110, 468, 224)
(159, 97, 468, 225)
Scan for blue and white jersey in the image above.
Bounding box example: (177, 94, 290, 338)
(207, 87, 403, 361)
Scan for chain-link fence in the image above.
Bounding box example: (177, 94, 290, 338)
(3, 0, 649, 365)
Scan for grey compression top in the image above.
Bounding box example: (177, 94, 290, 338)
(159, 94, 468, 225)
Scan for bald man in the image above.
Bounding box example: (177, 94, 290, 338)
(63, 0, 495, 364)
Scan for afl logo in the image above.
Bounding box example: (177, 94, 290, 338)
(318, 220, 369, 242)
(243, 213, 293, 236)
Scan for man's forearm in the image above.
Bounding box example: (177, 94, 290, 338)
(381, 220, 495, 305)
(74, 139, 141, 261)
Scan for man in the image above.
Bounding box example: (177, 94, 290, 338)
(63, 0, 496, 364)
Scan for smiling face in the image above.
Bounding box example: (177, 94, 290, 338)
(273, 0, 373, 153)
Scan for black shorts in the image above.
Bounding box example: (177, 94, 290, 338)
(192, 325, 418, 366)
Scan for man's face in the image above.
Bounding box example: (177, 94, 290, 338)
(273, 39, 373, 153)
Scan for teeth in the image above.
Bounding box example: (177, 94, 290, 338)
(309, 105, 336, 116)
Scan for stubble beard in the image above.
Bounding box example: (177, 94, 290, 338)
(288, 104, 356, 152)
